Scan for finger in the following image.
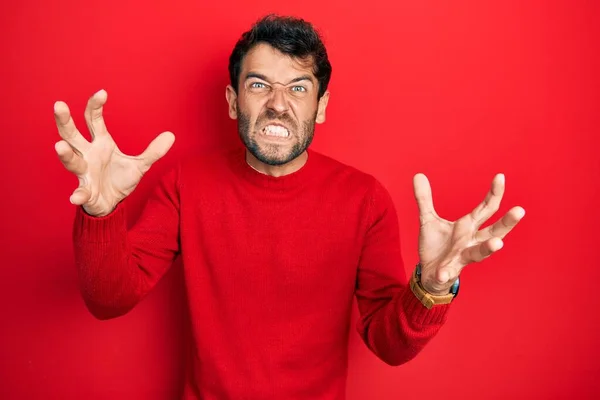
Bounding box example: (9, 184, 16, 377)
(54, 101, 91, 152)
(70, 186, 92, 205)
(55, 140, 87, 175)
(137, 131, 176, 170)
(436, 267, 459, 285)
(413, 173, 438, 224)
(461, 237, 504, 264)
(475, 206, 525, 242)
(84, 89, 109, 140)
(469, 173, 505, 227)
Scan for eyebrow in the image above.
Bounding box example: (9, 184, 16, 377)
(245, 72, 315, 85)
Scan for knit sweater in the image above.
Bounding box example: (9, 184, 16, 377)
(72, 146, 451, 399)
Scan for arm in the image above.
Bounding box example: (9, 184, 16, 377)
(72, 165, 180, 320)
(52, 89, 177, 320)
(73, 165, 179, 319)
(354, 179, 451, 366)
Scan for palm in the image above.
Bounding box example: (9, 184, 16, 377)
(53, 90, 175, 216)
(418, 216, 454, 267)
(79, 135, 144, 216)
(412, 173, 525, 295)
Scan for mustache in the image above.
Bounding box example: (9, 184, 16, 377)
(256, 109, 297, 130)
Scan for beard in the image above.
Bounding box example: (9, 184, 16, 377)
(237, 107, 317, 166)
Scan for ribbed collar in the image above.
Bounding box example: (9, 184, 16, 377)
(228, 146, 319, 191)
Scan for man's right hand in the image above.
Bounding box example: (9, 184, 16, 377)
(54, 89, 175, 217)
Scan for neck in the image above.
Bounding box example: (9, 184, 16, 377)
(245, 150, 308, 177)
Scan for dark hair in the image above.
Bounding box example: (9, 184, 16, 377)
(228, 14, 332, 99)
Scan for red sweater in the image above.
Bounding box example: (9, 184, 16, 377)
(73, 146, 451, 399)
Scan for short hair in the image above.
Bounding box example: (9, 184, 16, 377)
(228, 14, 332, 99)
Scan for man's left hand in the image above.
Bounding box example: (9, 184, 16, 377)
(412, 173, 525, 295)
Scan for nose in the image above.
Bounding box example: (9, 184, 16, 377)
(266, 86, 289, 114)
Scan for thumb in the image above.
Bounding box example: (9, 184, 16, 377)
(70, 186, 91, 205)
(138, 131, 176, 170)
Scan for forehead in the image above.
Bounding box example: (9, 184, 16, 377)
(241, 43, 316, 82)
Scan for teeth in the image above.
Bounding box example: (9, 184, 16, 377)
(263, 125, 289, 137)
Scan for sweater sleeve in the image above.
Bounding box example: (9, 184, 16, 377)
(72, 164, 181, 320)
(354, 178, 451, 366)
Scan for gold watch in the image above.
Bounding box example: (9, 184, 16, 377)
(409, 263, 460, 309)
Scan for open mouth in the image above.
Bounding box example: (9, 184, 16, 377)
(261, 124, 290, 138)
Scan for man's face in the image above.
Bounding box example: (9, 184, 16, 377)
(226, 43, 330, 166)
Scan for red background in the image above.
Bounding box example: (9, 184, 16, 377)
(1, 0, 599, 399)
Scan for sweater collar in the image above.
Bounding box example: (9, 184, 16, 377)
(229, 146, 318, 190)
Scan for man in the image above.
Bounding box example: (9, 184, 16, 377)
(53, 14, 524, 400)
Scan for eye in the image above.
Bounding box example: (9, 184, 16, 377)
(291, 86, 307, 92)
(250, 82, 267, 89)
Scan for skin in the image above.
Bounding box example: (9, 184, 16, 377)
(53, 42, 525, 296)
(225, 43, 330, 177)
(53, 90, 175, 217)
(413, 173, 525, 294)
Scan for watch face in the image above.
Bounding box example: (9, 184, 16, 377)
(450, 276, 460, 296)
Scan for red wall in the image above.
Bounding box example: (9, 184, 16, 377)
(1, 1, 599, 399)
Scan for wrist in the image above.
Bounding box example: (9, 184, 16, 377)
(417, 263, 460, 296)
(409, 263, 460, 309)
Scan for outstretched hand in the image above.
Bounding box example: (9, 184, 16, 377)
(412, 173, 525, 295)
(54, 89, 175, 216)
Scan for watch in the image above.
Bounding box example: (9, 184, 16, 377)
(409, 263, 460, 309)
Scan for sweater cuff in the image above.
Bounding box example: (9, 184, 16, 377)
(398, 284, 452, 326)
(73, 203, 127, 244)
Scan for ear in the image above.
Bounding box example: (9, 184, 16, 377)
(315, 91, 330, 124)
(226, 85, 238, 119)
